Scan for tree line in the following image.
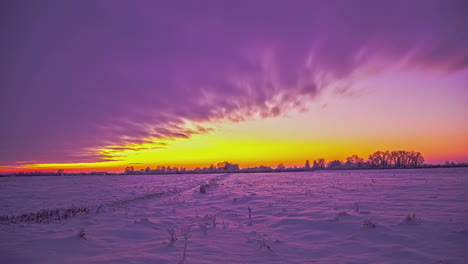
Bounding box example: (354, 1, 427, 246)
(124, 161, 241, 174)
(5, 150, 468, 176)
(312, 150, 425, 170)
(123, 150, 427, 175)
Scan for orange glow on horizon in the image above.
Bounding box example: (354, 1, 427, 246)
(1, 69, 467, 174)
(1, 118, 466, 174)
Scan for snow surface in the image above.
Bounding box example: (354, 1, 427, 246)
(1, 168, 467, 264)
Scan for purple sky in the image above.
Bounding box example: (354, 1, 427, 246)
(1, 0, 467, 167)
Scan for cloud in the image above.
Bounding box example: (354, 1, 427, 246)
(0, 0, 467, 165)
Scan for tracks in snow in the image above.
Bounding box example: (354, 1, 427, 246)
(0, 174, 233, 225)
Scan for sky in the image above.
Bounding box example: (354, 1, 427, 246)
(1, 0, 467, 172)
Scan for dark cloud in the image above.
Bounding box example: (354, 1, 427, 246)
(1, 0, 467, 165)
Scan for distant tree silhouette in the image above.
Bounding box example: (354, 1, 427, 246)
(409, 151, 424, 167)
(368, 151, 387, 168)
(120, 149, 426, 175)
(277, 163, 286, 171)
(209, 164, 216, 172)
(316, 158, 326, 169)
(124, 166, 135, 174)
(346, 154, 364, 168)
(327, 160, 342, 169)
(216, 161, 240, 172)
(369, 150, 424, 168)
(217, 161, 228, 169)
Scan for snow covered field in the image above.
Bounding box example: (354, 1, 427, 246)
(1, 168, 467, 264)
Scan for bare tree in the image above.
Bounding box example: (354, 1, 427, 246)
(317, 158, 326, 169)
(369, 150, 424, 168)
(346, 154, 364, 168)
(276, 163, 286, 171)
(327, 160, 342, 169)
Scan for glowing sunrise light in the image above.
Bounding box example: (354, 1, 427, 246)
(0, 0, 467, 173)
(3, 67, 466, 174)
